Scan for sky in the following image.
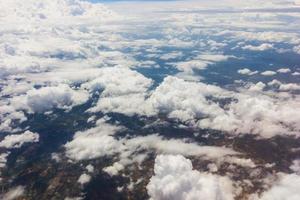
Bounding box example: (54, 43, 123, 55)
(0, 0, 300, 199)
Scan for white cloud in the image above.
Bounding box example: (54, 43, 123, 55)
(0, 105, 26, 133)
(0, 0, 128, 134)
(238, 68, 258, 75)
(173, 54, 231, 74)
(65, 197, 83, 200)
(196, 54, 232, 62)
(170, 54, 233, 80)
(81, 67, 152, 96)
(268, 79, 300, 91)
(174, 60, 210, 73)
(149, 76, 229, 122)
(103, 162, 124, 176)
(290, 160, 300, 174)
(242, 43, 274, 51)
(147, 154, 235, 200)
(11, 84, 89, 113)
(261, 71, 277, 76)
(160, 51, 183, 60)
(148, 76, 300, 138)
(292, 72, 300, 76)
(259, 173, 300, 200)
(219, 31, 300, 45)
(124, 134, 237, 159)
(277, 68, 291, 73)
(0, 131, 39, 149)
(1, 186, 25, 200)
(86, 164, 94, 173)
(65, 118, 237, 165)
(278, 83, 300, 91)
(77, 173, 91, 185)
(85, 67, 154, 116)
(248, 82, 266, 92)
(90, 93, 153, 116)
(293, 45, 300, 54)
(0, 153, 9, 168)
(64, 119, 124, 161)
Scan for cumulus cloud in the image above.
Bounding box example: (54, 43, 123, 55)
(175, 60, 210, 73)
(85, 67, 154, 116)
(219, 31, 300, 45)
(11, 84, 89, 113)
(65, 117, 238, 166)
(147, 155, 235, 200)
(77, 173, 91, 185)
(0, 105, 26, 133)
(0, 0, 126, 134)
(277, 68, 291, 73)
(171, 54, 233, 80)
(0, 153, 9, 168)
(81, 67, 152, 96)
(160, 51, 183, 60)
(0, 0, 119, 24)
(268, 79, 300, 91)
(242, 43, 274, 51)
(290, 160, 300, 174)
(261, 70, 277, 76)
(238, 68, 258, 75)
(124, 134, 237, 159)
(1, 186, 25, 200)
(86, 164, 94, 173)
(64, 119, 124, 161)
(103, 162, 124, 176)
(292, 72, 300, 76)
(258, 173, 300, 200)
(293, 45, 300, 54)
(248, 82, 266, 92)
(149, 76, 229, 122)
(148, 76, 300, 138)
(0, 131, 39, 149)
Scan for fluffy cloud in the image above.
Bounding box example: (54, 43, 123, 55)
(261, 71, 277, 76)
(0, 0, 119, 23)
(65, 118, 237, 164)
(148, 76, 300, 138)
(268, 80, 300, 91)
(64, 119, 124, 161)
(77, 173, 91, 185)
(290, 160, 300, 174)
(175, 60, 210, 73)
(124, 134, 237, 159)
(0, 0, 127, 135)
(103, 162, 124, 176)
(147, 155, 235, 200)
(292, 72, 300, 76)
(81, 67, 152, 96)
(248, 82, 266, 92)
(0, 105, 26, 132)
(258, 173, 300, 200)
(149, 76, 229, 122)
(11, 84, 89, 113)
(242, 43, 274, 51)
(293, 45, 300, 54)
(1, 186, 25, 200)
(173, 54, 232, 75)
(238, 68, 258, 75)
(85, 67, 154, 116)
(0, 131, 39, 149)
(277, 68, 291, 73)
(0, 153, 9, 168)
